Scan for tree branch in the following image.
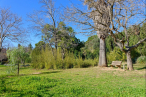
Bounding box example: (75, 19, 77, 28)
(128, 37, 146, 51)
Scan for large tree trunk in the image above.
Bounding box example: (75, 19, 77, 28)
(126, 51, 134, 70)
(98, 37, 107, 67)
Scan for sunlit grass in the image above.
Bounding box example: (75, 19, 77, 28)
(0, 63, 145, 97)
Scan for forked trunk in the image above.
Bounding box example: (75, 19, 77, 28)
(126, 51, 134, 70)
(98, 37, 107, 67)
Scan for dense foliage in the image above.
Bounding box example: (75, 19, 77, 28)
(81, 23, 146, 64)
(136, 56, 146, 64)
(30, 22, 146, 68)
(31, 45, 98, 69)
(6, 46, 30, 75)
(3, 22, 146, 70)
(107, 47, 126, 64)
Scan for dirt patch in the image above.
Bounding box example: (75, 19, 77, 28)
(134, 70, 145, 74)
(100, 67, 125, 71)
(94, 67, 145, 77)
(32, 72, 41, 74)
(7, 76, 13, 78)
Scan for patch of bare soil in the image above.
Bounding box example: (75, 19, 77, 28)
(94, 67, 145, 77)
(32, 72, 41, 74)
(134, 70, 145, 74)
(100, 67, 125, 71)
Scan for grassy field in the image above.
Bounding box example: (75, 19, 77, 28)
(0, 63, 145, 97)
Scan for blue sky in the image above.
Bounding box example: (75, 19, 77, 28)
(0, 0, 89, 48)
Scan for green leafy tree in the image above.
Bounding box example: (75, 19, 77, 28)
(42, 22, 79, 60)
(129, 23, 146, 56)
(57, 22, 76, 59)
(81, 35, 116, 60)
(105, 36, 116, 52)
(28, 43, 33, 53)
(7, 46, 29, 75)
(82, 35, 100, 59)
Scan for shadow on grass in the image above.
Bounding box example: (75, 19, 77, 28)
(0, 81, 56, 97)
(2, 71, 62, 78)
(34, 71, 61, 75)
(19, 71, 62, 76)
(20, 67, 31, 69)
(0, 71, 60, 96)
(4, 90, 55, 97)
(136, 66, 146, 70)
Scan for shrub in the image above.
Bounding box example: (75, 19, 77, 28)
(31, 45, 98, 69)
(136, 56, 146, 64)
(73, 56, 82, 68)
(107, 47, 126, 64)
(64, 52, 74, 68)
(81, 58, 98, 68)
(31, 47, 45, 69)
(25, 57, 31, 63)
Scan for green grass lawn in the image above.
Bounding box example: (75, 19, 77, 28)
(0, 63, 145, 97)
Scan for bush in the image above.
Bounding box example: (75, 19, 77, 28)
(107, 47, 126, 64)
(136, 56, 146, 64)
(64, 53, 74, 68)
(25, 57, 31, 63)
(31, 47, 45, 69)
(81, 58, 98, 68)
(73, 55, 82, 68)
(31, 45, 98, 69)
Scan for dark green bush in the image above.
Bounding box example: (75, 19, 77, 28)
(136, 56, 146, 64)
(25, 57, 31, 63)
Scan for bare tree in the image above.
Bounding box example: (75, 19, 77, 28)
(29, 0, 76, 59)
(96, 0, 145, 70)
(28, 0, 59, 58)
(64, 0, 110, 67)
(0, 8, 26, 51)
(85, 0, 146, 70)
(64, 0, 146, 70)
(88, 0, 110, 67)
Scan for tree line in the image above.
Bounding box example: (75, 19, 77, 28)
(0, 0, 146, 75)
(6, 21, 146, 75)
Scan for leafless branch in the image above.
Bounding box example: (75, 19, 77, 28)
(0, 7, 27, 50)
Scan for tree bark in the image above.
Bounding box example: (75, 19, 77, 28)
(61, 48, 65, 60)
(126, 51, 134, 70)
(98, 37, 107, 67)
(17, 63, 19, 75)
(0, 39, 2, 52)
